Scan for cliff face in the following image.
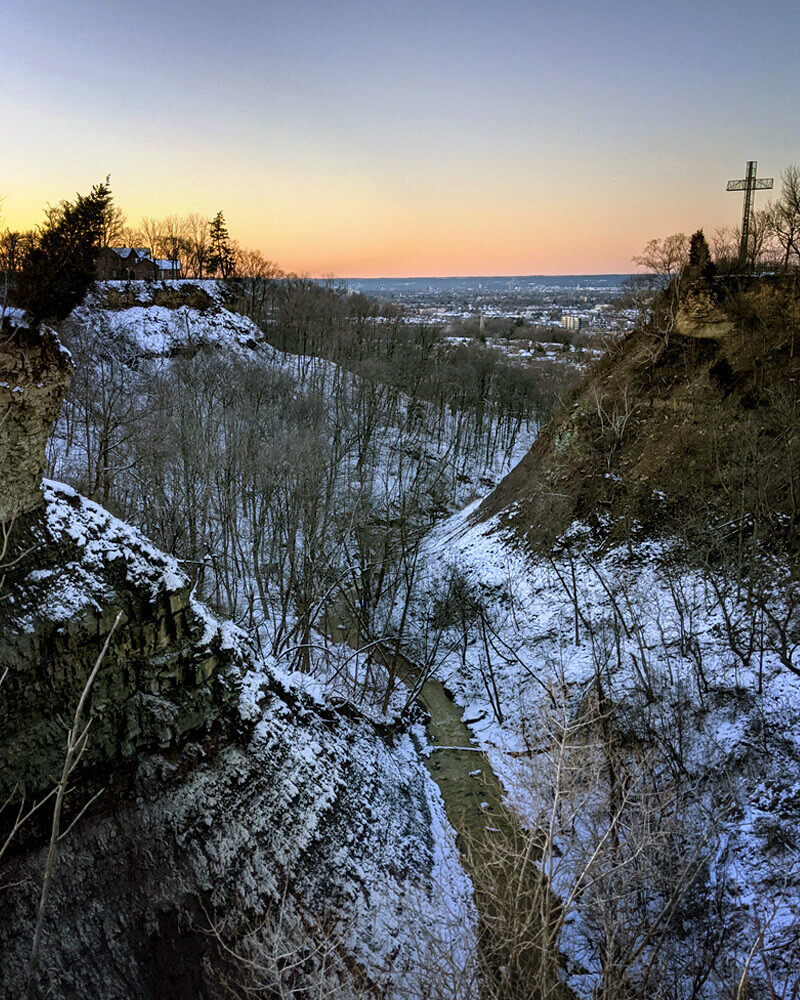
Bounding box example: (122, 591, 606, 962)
(0, 313, 237, 800)
(60, 280, 265, 357)
(0, 480, 238, 800)
(1, 676, 443, 1000)
(0, 481, 461, 999)
(0, 315, 472, 999)
(0, 316, 72, 523)
(674, 284, 736, 339)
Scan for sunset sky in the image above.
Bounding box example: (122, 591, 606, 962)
(3, 0, 798, 277)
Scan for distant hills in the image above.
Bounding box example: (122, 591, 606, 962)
(341, 274, 634, 295)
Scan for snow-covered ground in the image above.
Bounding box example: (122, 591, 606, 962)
(64, 281, 267, 356)
(50, 280, 800, 994)
(6, 476, 478, 999)
(57, 281, 539, 507)
(43, 287, 491, 994)
(50, 281, 542, 706)
(394, 503, 800, 996)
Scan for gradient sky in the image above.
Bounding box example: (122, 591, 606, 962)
(2, 0, 798, 276)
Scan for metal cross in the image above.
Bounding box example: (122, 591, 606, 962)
(726, 160, 773, 268)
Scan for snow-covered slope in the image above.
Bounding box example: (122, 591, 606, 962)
(398, 480, 800, 997)
(0, 475, 474, 1000)
(63, 280, 267, 357)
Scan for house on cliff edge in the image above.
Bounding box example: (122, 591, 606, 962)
(97, 247, 182, 281)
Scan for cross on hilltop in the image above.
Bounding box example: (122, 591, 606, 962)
(727, 160, 773, 269)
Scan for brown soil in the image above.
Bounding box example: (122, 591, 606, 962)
(476, 277, 800, 556)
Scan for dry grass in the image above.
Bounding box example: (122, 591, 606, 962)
(476, 275, 800, 559)
(100, 283, 214, 312)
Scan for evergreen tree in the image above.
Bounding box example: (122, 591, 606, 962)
(687, 229, 715, 279)
(208, 211, 236, 278)
(13, 180, 112, 322)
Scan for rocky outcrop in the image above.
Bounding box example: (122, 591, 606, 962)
(0, 474, 473, 1000)
(0, 681, 445, 1000)
(0, 480, 239, 800)
(674, 285, 735, 339)
(0, 315, 72, 523)
(0, 315, 236, 799)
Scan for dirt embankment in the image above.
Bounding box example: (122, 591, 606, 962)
(477, 276, 800, 555)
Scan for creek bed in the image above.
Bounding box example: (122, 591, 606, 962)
(326, 607, 569, 998)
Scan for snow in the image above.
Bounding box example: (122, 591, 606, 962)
(65, 298, 266, 357)
(1, 305, 30, 328)
(8, 479, 196, 631)
(52, 278, 800, 991)
(108, 247, 151, 259)
(394, 504, 800, 995)
(45, 282, 541, 989)
(51, 282, 542, 703)
(13, 471, 478, 998)
(42, 478, 186, 594)
(231, 656, 477, 999)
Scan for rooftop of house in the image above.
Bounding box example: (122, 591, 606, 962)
(108, 247, 152, 260)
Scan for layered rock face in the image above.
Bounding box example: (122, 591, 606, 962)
(0, 316, 72, 523)
(1, 678, 439, 1000)
(0, 315, 470, 1000)
(0, 310, 238, 800)
(674, 284, 735, 339)
(0, 479, 456, 1000)
(0, 481, 238, 800)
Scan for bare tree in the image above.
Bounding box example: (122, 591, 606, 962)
(203, 883, 380, 999)
(712, 224, 739, 266)
(184, 212, 211, 278)
(771, 164, 800, 270)
(139, 216, 165, 260)
(26, 613, 123, 999)
(632, 233, 690, 344)
(99, 203, 127, 249)
(633, 233, 690, 279)
(160, 214, 189, 272)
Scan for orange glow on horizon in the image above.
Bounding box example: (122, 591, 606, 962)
(2, 172, 748, 279)
(3, 0, 796, 279)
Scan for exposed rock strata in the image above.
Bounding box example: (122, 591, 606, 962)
(0, 317, 72, 522)
(0, 318, 472, 1000)
(674, 285, 735, 339)
(0, 481, 238, 800)
(1, 683, 440, 1000)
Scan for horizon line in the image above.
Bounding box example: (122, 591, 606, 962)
(318, 271, 638, 282)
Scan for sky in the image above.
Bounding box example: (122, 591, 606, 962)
(2, 0, 798, 277)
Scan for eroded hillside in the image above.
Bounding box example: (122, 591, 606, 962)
(393, 274, 800, 998)
(480, 275, 800, 556)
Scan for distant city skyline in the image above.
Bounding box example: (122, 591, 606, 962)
(3, 0, 798, 277)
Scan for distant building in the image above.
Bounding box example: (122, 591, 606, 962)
(561, 314, 583, 332)
(96, 247, 182, 281)
(154, 258, 182, 279)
